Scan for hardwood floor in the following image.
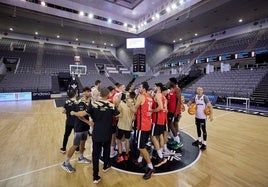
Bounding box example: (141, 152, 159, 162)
(0, 100, 268, 187)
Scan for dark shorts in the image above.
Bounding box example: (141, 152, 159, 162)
(112, 125, 117, 134)
(73, 131, 88, 146)
(195, 118, 206, 126)
(167, 112, 180, 123)
(137, 130, 151, 149)
(116, 128, 131, 139)
(151, 123, 165, 136)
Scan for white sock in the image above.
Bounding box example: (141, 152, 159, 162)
(148, 163, 153, 169)
(163, 144, 167, 150)
(198, 137, 202, 142)
(138, 156, 143, 163)
(203, 141, 206, 145)
(110, 146, 114, 152)
(157, 150, 163, 158)
(122, 141, 126, 151)
(174, 136, 180, 143)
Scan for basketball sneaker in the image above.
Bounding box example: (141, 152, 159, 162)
(116, 155, 124, 163)
(60, 148, 66, 154)
(192, 140, 202, 146)
(123, 154, 129, 161)
(200, 144, 207, 150)
(143, 167, 155, 180)
(93, 176, 101, 184)
(77, 157, 91, 164)
(61, 162, 76, 173)
(103, 164, 111, 172)
(154, 157, 167, 167)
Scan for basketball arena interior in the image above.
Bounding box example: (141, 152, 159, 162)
(0, 0, 268, 186)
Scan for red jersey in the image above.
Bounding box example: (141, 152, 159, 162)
(152, 94, 167, 125)
(167, 88, 181, 114)
(108, 89, 119, 126)
(136, 93, 153, 131)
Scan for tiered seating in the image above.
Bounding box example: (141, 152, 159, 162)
(78, 74, 114, 88)
(0, 73, 51, 92)
(109, 73, 132, 86)
(41, 44, 75, 74)
(184, 68, 268, 97)
(254, 29, 268, 49)
(203, 31, 258, 57)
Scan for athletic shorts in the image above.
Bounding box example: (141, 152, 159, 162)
(151, 123, 165, 136)
(116, 128, 131, 139)
(73, 131, 88, 146)
(167, 112, 181, 123)
(112, 125, 117, 134)
(195, 118, 206, 126)
(136, 130, 150, 149)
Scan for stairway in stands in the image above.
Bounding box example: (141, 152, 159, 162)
(251, 72, 268, 107)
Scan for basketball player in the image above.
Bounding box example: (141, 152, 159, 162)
(91, 80, 101, 102)
(187, 87, 213, 150)
(151, 83, 168, 167)
(167, 77, 183, 148)
(127, 81, 155, 180)
(60, 88, 79, 154)
(71, 88, 119, 184)
(116, 91, 136, 163)
(61, 87, 92, 173)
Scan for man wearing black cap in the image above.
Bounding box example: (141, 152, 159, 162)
(167, 77, 183, 148)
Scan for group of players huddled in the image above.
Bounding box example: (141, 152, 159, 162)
(60, 76, 213, 183)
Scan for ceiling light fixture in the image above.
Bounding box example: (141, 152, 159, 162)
(110, 44, 113, 46)
(172, 3, 177, 9)
(92, 41, 95, 44)
(108, 18, 112, 23)
(56, 35, 60, 38)
(195, 33, 198, 36)
(155, 13, 160, 19)
(9, 28, 13, 31)
(173, 40, 176, 43)
(79, 11, 84, 16)
(35, 31, 38, 35)
(166, 7, 171, 13)
(40, 1, 46, 6)
(88, 13, 93, 19)
(124, 23, 127, 27)
(179, 38, 182, 41)
(104, 43, 106, 45)
(76, 38, 78, 41)
(239, 19, 243, 23)
(180, 0, 184, 4)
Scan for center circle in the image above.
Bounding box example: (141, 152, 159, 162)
(100, 131, 201, 175)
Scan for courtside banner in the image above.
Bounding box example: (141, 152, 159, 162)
(32, 91, 51, 100)
(0, 92, 32, 102)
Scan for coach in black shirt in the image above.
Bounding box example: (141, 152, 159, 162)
(71, 88, 119, 184)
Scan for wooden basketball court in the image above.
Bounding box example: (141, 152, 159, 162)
(0, 100, 267, 187)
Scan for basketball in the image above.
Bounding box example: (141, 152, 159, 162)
(188, 103, 197, 115)
(204, 107, 211, 115)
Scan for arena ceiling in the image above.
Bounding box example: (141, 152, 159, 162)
(0, 0, 267, 48)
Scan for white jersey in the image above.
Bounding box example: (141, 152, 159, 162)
(91, 87, 101, 102)
(195, 95, 207, 119)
